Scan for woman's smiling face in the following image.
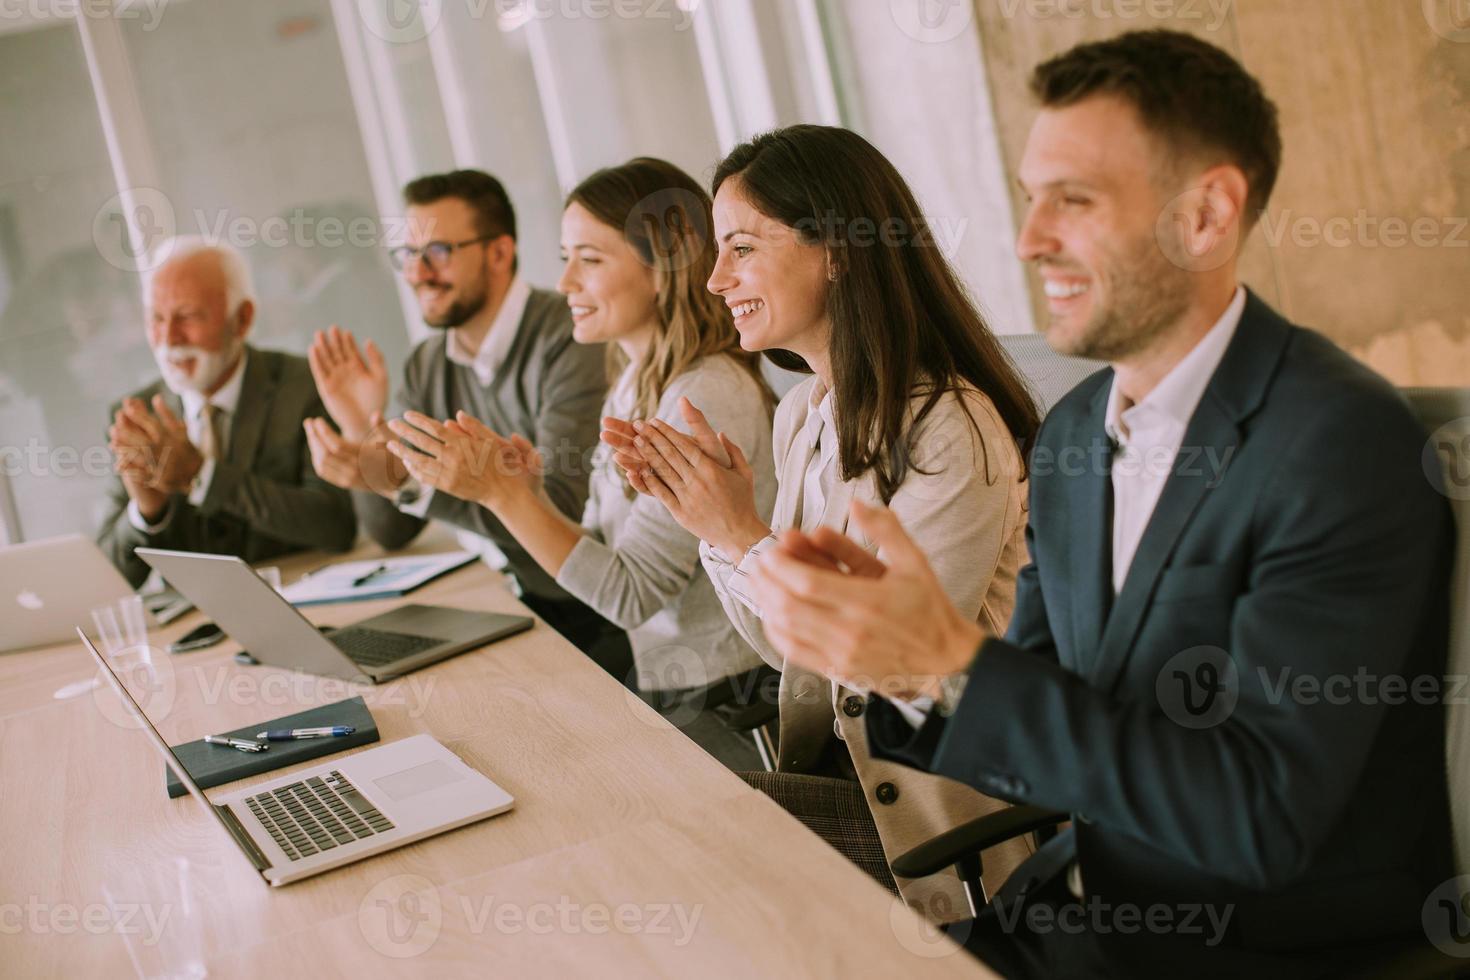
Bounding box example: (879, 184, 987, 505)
(557, 201, 658, 352)
(705, 177, 830, 360)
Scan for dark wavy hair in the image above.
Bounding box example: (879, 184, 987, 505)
(711, 125, 1040, 501)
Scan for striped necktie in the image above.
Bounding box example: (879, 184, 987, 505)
(198, 403, 223, 461)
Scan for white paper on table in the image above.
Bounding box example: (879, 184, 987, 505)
(281, 551, 477, 606)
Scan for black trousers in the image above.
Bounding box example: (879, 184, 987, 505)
(957, 870, 1385, 980)
(520, 592, 634, 686)
(955, 870, 1114, 979)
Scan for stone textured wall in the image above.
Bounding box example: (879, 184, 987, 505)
(972, 0, 1470, 385)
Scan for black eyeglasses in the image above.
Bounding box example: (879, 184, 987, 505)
(388, 234, 497, 272)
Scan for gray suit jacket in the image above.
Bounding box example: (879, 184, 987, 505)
(97, 346, 357, 587)
(354, 287, 608, 601)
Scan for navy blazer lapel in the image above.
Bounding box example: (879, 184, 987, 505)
(1091, 395, 1239, 691)
(227, 348, 273, 468)
(1068, 377, 1115, 672)
(1090, 291, 1290, 692)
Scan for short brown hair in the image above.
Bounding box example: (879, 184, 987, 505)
(1031, 30, 1282, 222)
(403, 169, 517, 242)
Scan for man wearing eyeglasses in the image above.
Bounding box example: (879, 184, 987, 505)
(303, 170, 616, 665)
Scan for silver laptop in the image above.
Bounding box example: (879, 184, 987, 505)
(1, 534, 138, 653)
(136, 548, 532, 683)
(81, 628, 513, 886)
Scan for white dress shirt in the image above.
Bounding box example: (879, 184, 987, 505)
(1104, 286, 1245, 592)
(397, 275, 532, 572)
(888, 290, 1247, 749)
(445, 274, 531, 387)
(127, 349, 248, 532)
(1071, 286, 1244, 900)
(720, 381, 840, 611)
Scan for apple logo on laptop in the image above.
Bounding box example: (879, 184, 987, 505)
(16, 590, 43, 611)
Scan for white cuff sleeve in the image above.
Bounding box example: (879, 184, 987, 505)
(186, 458, 216, 506)
(719, 533, 780, 617)
(888, 696, 935, 730)
(396, 479, 435, 518)
(126, 498, 175, 534)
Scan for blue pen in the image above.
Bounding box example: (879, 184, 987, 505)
(254, 726, 356, 741)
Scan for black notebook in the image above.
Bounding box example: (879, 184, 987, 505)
(164, 697, 379, 798)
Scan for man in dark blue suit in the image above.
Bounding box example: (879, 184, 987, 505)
(747, 31, 1455, 978)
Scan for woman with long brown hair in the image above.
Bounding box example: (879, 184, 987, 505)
(387, 157, 777, 769)
(605, 125, 1041, 919)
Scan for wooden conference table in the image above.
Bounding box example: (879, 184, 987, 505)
(0, 529, 993, 978)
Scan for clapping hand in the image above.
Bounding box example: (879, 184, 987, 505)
(750, 500, 986, 699)
(303, 412, 404, 496)
(385, 411, 542, 510)
(108, 395, 204, 493)
(599, 397, 769, 560)
(308, 325, 388, 442)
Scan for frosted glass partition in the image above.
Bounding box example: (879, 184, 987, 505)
(120, 0, 411, 364)
(423, 2, 569, 289)
(0, 23, 146, 541)
(517, 0, 722, 185)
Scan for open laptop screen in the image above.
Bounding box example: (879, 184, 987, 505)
(79, 628, 270, 874)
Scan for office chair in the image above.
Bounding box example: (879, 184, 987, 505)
(692, 663, 779, 771)
(995, 332, 1106, 414)
(889, 386, 1470, 977)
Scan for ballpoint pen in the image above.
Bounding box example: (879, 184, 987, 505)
(204, 735, 269, 753)
(350, 563, 389, 587)
(255, 726, 356, 741)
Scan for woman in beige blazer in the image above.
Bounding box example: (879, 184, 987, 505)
(604, 125, 1042, 921)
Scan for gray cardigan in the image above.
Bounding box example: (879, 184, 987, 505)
(557, 355, 776, 691)
(354, 287, 609, 601)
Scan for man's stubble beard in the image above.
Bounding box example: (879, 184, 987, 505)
(421, 269, 489, 330)
(1050, 229, 1194, 364)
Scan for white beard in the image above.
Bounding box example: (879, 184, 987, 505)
(153, 337, 243, 395)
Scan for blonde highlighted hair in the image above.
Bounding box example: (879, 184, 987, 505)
(566, 158, 773, 493)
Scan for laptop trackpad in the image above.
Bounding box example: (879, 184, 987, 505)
(373, 759, 464, 801)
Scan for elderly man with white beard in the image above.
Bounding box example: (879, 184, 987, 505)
(97, 236, 355, 587)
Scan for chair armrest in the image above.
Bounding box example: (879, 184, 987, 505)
(714, 699, 779, 733)
(890, 805, 1068, 880)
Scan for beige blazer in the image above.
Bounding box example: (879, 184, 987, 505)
(702, 374, 1033, 920)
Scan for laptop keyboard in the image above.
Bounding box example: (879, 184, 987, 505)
(328, 626, 440, 667)
(243, 770, 395, 862)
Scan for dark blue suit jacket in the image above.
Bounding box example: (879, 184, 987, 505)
(869, 291, 1454, 971)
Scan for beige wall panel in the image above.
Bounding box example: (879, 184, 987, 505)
(1232, 0, 1470, 384)
(971, 0, 1469, 385)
